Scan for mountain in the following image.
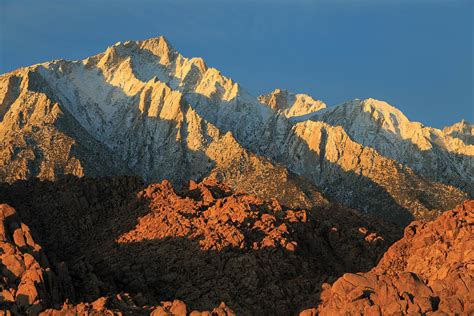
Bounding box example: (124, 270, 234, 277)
(301, 98, 474, 194)
(0, 37, 326, 210)
(258, 88, 326, 117)
(303, 200, 474, 315)
(443, 119, 474, 145)
(0, 36, 472, 223)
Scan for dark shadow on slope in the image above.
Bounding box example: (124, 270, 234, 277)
(0, 176, 401, 315)
(0, 74, 22, 121)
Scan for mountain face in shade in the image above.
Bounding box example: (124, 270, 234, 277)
(0, 36, 472, 223)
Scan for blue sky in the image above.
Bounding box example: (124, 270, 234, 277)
(1, 0, 472, 127)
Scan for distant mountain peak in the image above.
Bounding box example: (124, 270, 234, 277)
(258, 88, 326, 117)
(443, 119, 474, 145)
(138, 36, 177, 64)
(445, 119, 472, 130)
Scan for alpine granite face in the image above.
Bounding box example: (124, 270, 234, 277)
(1, 36, 472, 223)
(0, 36, 472, 315)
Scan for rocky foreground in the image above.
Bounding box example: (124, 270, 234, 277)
(1, 176, 396, 315)
(0, 177, 471, 315)
(303, 200, 474, 315)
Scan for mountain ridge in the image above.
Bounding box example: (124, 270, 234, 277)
(299, 98, 473, 193)
(0, 36, 472, 224)
(258, 88, 326, 117)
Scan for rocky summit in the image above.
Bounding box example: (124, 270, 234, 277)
(0, 36, 473, 315)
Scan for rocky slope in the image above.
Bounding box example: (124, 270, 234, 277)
(0, 201, 235, 315)
(301, 200, 474, 315)
(0, 176, 399, 315)
(0, 36, 471, 223)
(1, 177, 472, 315)
(303, 98, 474, 194)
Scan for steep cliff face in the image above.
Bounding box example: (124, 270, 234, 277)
(0, 36, 471, 222)
(302, 200, 474, 315)
(282, 120, 467, 223)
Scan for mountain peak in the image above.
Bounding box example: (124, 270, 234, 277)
(362, 98, 398, 111)
(330, 98, 412, 128)
(272, 88, 287, 94)
(138, 36, 177, 64)
(447, 119, 472, 129)
(258, 89, 326, 117)
(139, 35, 172, 48)
(103, 36, 178, 66)
(443, 119, 474, 144)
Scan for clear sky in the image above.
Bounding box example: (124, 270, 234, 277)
(1, 0, 472, 127)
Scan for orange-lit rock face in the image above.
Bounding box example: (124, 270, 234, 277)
(310, 200, 474, 315)
(0, 176, 396, 315)
(118, 179, 305, 251)
(2, 176, 471, 315)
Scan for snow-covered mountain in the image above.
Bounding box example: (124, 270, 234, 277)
(258, 88, 326, 117)
(443, 119, 474, 145)
(299, 98, 473, 193)
(0, 36, 471, 223)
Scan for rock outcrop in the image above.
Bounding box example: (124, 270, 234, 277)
(304, 200, 474, 315)
(41, 297, 235, 316)
(0, 176, 399, 315)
